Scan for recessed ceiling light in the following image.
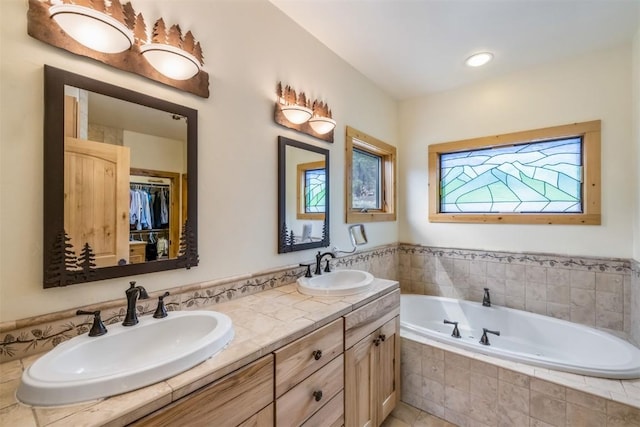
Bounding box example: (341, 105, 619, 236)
(465, 52, 494, 67)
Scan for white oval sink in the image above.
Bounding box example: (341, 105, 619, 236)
(297, 269, 374, 296)
(17, 310, 234, 406)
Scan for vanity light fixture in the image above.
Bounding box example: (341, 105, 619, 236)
(465, 52, 494, 67)
(308, 100, 336, 135)
(140, 21, 203, 81)
(48, 2, 134, 54)
(281, 104, 313, 125)
(28, 0, 210, 97)
(275, 82, 336, 142)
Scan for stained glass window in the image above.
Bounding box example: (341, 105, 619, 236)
(440, 137, 583, 213)
(304, 168, 326, 213)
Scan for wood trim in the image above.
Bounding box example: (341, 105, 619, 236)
(344, 289, 400, 349)
(345, 126, 397, 224)
(296, 160, 326, 220)
(428, 120, 601, 225)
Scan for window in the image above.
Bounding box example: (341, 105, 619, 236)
(297, 161, 326, 219)
(346, 126, 396, 223)
(429, 120, 601, 224)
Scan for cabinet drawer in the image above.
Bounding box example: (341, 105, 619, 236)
(344, 289, 400, 349)
(131, 355, 273, 426)
(129, 242, 146, 264)
(276, 353, 344, 427)
(302, 389, 344, 427)
(238, 403, 274, 427)
(275, 317, 343, 397)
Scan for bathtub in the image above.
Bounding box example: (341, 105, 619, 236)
(400, 294, 640, 379)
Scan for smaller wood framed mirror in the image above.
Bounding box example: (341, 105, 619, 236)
(278, 136, 330, 253)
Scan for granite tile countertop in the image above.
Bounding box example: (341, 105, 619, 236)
(0, 279, 399, 427)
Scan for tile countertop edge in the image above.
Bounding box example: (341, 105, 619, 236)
(0, 279, 399, 427)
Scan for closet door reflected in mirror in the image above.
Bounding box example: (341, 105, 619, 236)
(278, 136, 330, 253)
(44, 66, 198, 287)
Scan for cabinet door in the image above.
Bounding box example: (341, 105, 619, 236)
(376, 316, 399, 424)
(345, 330, 377, 427)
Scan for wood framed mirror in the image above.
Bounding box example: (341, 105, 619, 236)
(43, 65, 198, 288)
(278, 136, 330, 253)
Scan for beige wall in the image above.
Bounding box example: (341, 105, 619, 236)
(633, 25, 640, 261)
(0, 0, 398, 322)
(398, 45, 634, 258)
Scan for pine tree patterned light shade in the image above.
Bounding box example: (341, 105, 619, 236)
(140, 19, 203, 81)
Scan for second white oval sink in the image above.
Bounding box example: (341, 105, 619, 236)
(17, 310, 234, 407)
(297, 269, 374, 296)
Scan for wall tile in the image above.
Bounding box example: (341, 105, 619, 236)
(526, 266, 547, 284)
(530, 390, 566, 426)
(566, 402, 607, 427)
(422, 377, 444, 405)
(606, 401, 640, 427)
(531, 378, 566, 400)
(565, 388, 606, 412)
(570, 270, 596, 290)
(595, 272, 624, 293)
(498, 381, 529, 414)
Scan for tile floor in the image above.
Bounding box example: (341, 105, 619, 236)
(382, 402, 456, 427)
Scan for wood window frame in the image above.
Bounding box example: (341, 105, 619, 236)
(346, 126, 397, 223)
(428, 120, 601, 225)
(296, 160, 326, 220)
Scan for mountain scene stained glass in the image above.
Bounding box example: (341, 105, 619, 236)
(440, 137, 583, 213)
(305, 168, 326, 213)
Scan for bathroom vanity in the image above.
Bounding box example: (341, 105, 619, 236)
(1, 279, 399, 427)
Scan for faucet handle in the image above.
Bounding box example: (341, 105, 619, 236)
(299, 263, 313, 278)
(443, 319, 461, 338)
(323, 259, 332, 273)
(153, 292, 170, 319)
(479, 328, 500, 345)
(76, 310, 108, 337)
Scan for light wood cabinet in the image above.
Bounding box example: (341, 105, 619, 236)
(344, 290, 400, 427)
(129, 241, 146, 264)
(275, 318, 345, 427)
(131, 355, 274, 427)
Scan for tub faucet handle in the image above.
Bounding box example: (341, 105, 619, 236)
(482, 288, 491, 307)
(479, 328, 500, 345)
(443, 319, 461, 338)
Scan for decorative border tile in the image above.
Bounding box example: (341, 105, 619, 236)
(399, 244, 631, 273)
(0, 245, 397, 363)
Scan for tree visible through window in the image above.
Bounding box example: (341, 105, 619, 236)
(428, 120, 601, 225)
(345, 126, 396, 223)
(352, 148, 381, 210)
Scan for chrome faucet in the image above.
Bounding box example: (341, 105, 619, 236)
(123, 281, 149, 326)
(482, 288, 491, 307)
(315, 251, 336, 275)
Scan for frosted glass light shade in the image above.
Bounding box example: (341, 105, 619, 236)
(140, 44, 202, 80)
(281, 105, 312, 124)
(49, 4, 133, 54)
(308, 116, 336, 134)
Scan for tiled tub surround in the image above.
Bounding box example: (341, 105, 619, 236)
(0, 245, 398, 364)
(401, 332, 640, 427)
(0, 279, 399, 426)
(632, 259, 640, 347)
(398, 244, 633, 334)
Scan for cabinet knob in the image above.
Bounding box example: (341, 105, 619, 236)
(379, 334, 386, 342)
(312, 390, 323, 402)
(373, 338, 381, 346)
(312, 350, 322, 361)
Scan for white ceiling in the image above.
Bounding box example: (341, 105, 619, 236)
(270, 0, 640, 100)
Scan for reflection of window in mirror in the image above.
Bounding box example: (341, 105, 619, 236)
(297, 160, 326, 220)
(346, 126, 397, 223)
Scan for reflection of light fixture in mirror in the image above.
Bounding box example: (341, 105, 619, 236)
(140, 43, 202, 80)
(280, 104, 313, 124)
(49, 4, 134, 54)
(308, 116, 336, 135)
